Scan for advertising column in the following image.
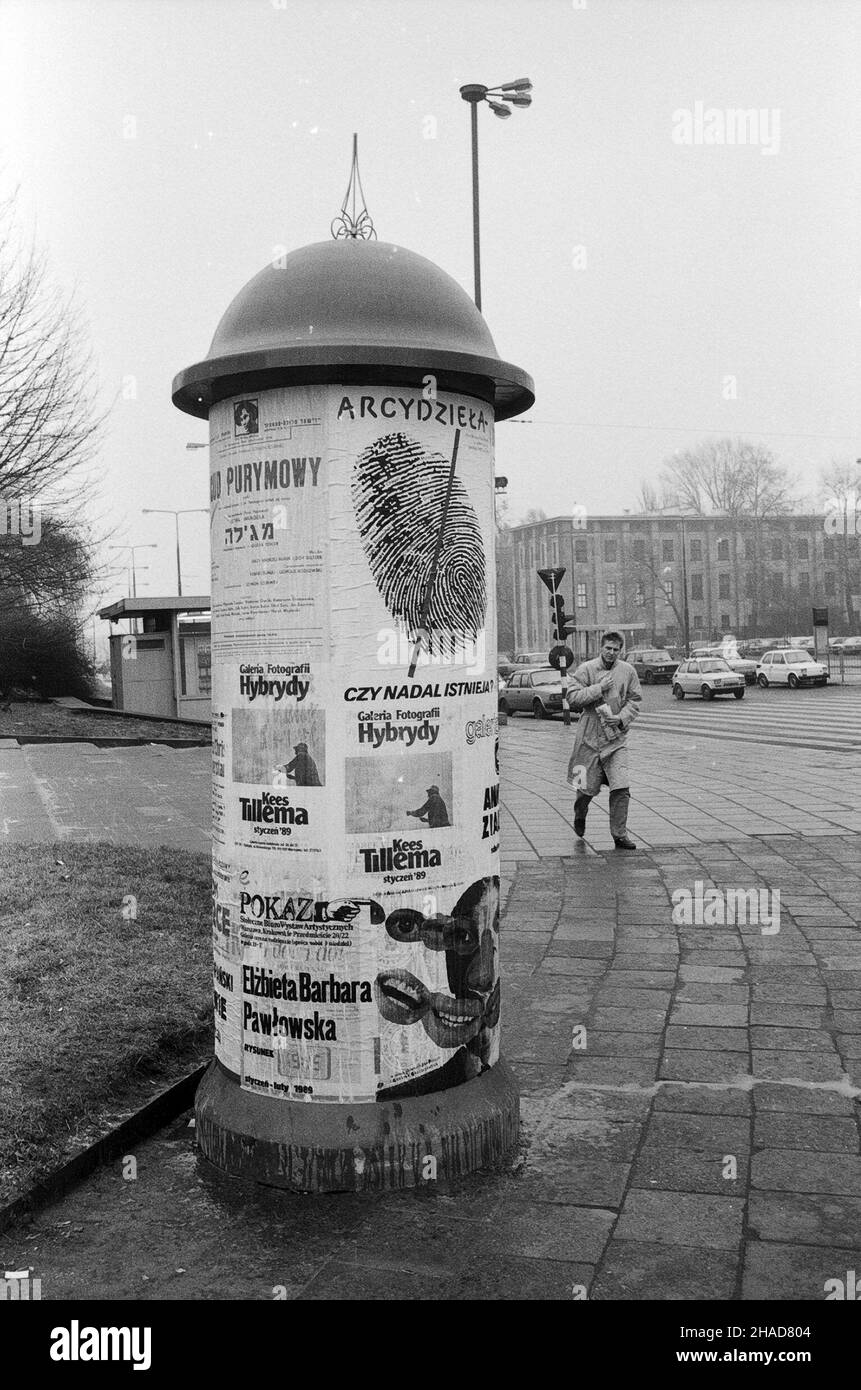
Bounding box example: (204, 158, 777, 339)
(209, 383, 500, 1106)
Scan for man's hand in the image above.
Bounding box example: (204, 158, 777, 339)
(599, 673, 614, 693)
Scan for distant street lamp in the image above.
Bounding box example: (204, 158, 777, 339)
(142, 507, 208, 597)
(459, 78, 532, 311)
(108, 543, 157, 599)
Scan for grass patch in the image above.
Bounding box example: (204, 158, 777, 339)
(0, 702, 210, 741)
(0, 843, 212, 1203)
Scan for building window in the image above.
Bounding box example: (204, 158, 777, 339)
(796, 539, 809, 560)
(693, 613, 703, 629)
(576, 582, 587, 608)
(720, 614, 730, 630)
(606, 582, 617, 609)
(691, 574, 704, 600)
(824, 538, 835, 559)
(635, 583, 645, 606)
(604, 538, 617, 563)
(772, 540, 783, 561)
(632, 538, 645, 561)
(718, 573, 730, 599)
(662, 539, 674, 562)
(550, 539, 558, 566)
(771, 572, 783, 598)
(689, 539, 702, 561)
(665, 580, 674, 602)
(825, 571, 836, 596)
(574, 538, 588, 564)
(717, 538, 730, 560)
(799, 571, 810, 593)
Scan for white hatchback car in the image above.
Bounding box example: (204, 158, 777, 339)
(672, 657, 746, 700)
(756, 649, 828, 689)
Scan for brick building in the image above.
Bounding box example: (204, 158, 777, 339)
(511, 512, 849, 657)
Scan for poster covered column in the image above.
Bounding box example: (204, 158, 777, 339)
(209, 383, 501, 1105)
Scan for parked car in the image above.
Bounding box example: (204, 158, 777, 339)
(627, 647, 679, 684)
(742, 637, 779, 655)
(512, 650, 550, 667)
(756, 649, 828, 688)
(838, 636, 861, 654)
(672, 658, 746, 700)
(700, 646, 757, 685)
(790, 635, 815, 651)
(499, 666, 573, 719)
(497, 653, 516, 679)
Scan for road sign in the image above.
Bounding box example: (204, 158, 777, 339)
(548, 644, 575, 671)
(537, 566, 565, 592)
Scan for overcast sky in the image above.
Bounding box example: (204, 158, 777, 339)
(1, 0, 859, 614)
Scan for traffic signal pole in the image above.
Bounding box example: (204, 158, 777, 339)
(537, 566, 574, 725)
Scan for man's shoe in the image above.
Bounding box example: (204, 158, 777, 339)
(574, 817, 586, 838)
(613, 836, 637, 851)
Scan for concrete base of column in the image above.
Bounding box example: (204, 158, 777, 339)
(195, 1057, 520, 1193)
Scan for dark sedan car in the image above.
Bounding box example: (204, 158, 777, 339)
(627, 647, 680, 684)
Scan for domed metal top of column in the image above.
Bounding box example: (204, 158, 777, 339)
(172, 238, 534, 422)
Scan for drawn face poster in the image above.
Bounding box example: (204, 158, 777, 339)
(208, 384, 500, 1103)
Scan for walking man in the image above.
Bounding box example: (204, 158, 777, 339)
(567, 631, 641, 850)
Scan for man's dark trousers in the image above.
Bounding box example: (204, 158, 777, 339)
(574, 788, 630, 840)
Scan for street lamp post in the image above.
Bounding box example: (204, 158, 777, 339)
(142, 508, 208, 597)
(108, 544, 157, 599)
(679, 515, 691, 655)
(459, 78, 532, 311)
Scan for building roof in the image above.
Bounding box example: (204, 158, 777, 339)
(98, 596, 211, 621)
(511, 512, 826, 532)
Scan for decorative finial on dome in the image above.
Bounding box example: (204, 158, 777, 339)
(331, 134, 376, 241)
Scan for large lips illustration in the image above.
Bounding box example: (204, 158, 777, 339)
(422, 991, 483, 1049)
(374, 970, 429, 1026)
(422, 995, 484, 1045)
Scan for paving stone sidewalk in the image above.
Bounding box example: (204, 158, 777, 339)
(5, 831, 860, 1301)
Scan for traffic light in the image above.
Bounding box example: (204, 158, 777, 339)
(550, 593, 565, 639)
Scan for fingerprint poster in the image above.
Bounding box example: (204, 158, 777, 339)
(209, 384, 500, 1102)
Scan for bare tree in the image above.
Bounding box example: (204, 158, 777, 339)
(636, 480, 664, 514)
(658, 438, 797, 631)
(660, 438, 795, 519)
(0, 191, 104, 695)
(0, 192, 102, 507)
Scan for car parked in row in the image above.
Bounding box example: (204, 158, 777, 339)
(672, 657, 746, 700)
(756, 649, 828, 688)
(699, 646, 758, 684)
(499, 666, 574, 719)
(512, 651, 550, 667)
(627, 647, 679, 684)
